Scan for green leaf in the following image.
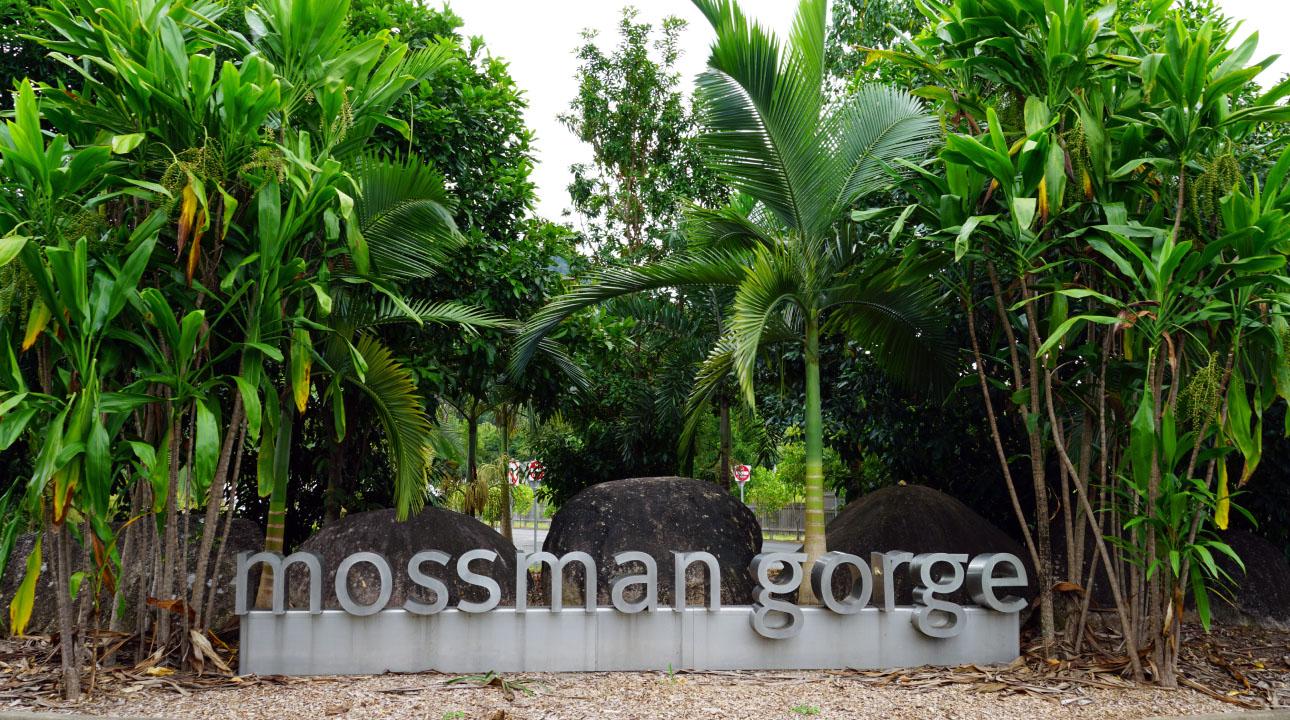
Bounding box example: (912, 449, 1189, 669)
(1225, 369, 1259, 484)
(1129, 389, 1156, 492)
(0, 235, 27, 267)
(1035, 315, 1118, 357)
(233, 375, 262, 443)
(109, 133, 145, 154)
(1012, 197, 1037, 231)
(953, 215, 996, 261)
(194, 398, 219, 502)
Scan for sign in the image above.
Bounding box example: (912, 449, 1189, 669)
(733, 465, 751, 484)
(235, 548, 1026, 675)
(507, 459, 521, 486)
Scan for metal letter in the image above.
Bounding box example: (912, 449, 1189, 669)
(610, 551, 657, 613)
(870, 550, 913, 612)
(516, 551, 596, 612)
(749, 552, 807, 639)
(967, 552, 1028, 613)
(810, 551, 872, 614)
(456, 549, 501, 613)
(909, 552, 968, 638)
(672, 551, 721, 611)
(334, 551, 392, 616)
(235, 551, 323, 615)
(405, 550, 450, 615)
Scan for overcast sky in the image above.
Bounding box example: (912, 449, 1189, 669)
(450, 0, 1290, 223)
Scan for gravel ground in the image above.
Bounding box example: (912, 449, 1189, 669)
(50, 670, 1239, 720)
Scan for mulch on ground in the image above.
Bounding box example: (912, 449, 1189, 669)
(1, 624, 1286, 719)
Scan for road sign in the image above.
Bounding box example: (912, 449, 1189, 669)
(508, 459, 522, 486)
(733, 464, 751, 484)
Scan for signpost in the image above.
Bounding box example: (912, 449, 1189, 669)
(526, 460, 545, 552)
(733, 464, 751, 502)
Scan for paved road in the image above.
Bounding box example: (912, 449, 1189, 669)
(509, 524, 801, 555)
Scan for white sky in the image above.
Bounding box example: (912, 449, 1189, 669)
(450, 0, 1290, 223)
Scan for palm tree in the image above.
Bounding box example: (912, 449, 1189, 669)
(512, 0, 948, 600)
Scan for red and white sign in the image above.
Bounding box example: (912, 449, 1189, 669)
(508, 459, 522, 486)
(528, 459, 546, 483)
(733, 464, 751, 484)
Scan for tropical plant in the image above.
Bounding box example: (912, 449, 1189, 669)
(562, 6, 725, 261)
(514, 0, 948, 601)
(888, 0, 1290, 682)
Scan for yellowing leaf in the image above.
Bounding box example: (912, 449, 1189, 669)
(290, 328, 312, 414)
(1215, 460, 1230, 531)
(8, 535, 40, 635)
(177, 182, 198, 255)
(143, 666, 175, 677)
(21, 299, 50, 351)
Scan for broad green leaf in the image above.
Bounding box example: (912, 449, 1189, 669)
(1128, 389, 1155, 492)
(194, 399, 219, 503)
(233, 375, 262, 443)
(1035, 315, 1119, 357)
(953, 215, 996, 261)
(0, 235, 26, 267)
(109, 133, 145, 154)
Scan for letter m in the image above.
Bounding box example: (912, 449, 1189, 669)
(236, 551, 323, 615)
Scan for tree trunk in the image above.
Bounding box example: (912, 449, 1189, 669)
(718, 395, 732, 486)
(192, 394, 244, 631)
(324, 428, 344, 526)
(799, 315, 825, 605)
(49, 517, 81, 699)
(500, 406, 513, 542)
(256, 401, 294, 609)
(157, 408, 184, 647)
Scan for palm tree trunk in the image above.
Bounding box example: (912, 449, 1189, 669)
(718, 395, 732, 486)
(255, 401, 294, 609)
(800, 315, 826, 604)
(500, 405, 513, 541)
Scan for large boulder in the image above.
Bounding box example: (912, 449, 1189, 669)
(542, 477, 761, 606)
(0, 518, 262, 634)
(287, 507, 517, 610)
(1210, 530, 1290, 627)
(825, 484, 1037, 606)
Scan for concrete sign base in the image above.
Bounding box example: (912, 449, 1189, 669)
(238, 606, 1019, 675)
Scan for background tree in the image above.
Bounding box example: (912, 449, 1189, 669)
(561, 7, 724, 262)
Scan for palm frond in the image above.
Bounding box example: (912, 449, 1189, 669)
(691, 0, 830, 232)
(509, 250, 748, 377)
(821, 282, 956, 397)
(730, 248, 801, 404)
(824, 85, 941, 219)
(676, 332, 735, 468)
(351, 333, 436, 519)
(682, 198, 775, 254)
(534, 337, 591, 395)
(369, 299, 513, 331)
(352, 154, 463, 282)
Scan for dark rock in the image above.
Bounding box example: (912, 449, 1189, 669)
(541, 476, 761, 606)
(287, 507, 517, 610)
(825, 484, 1037, 606)
(0, 517, 262, 634)
(1211, 530, 1290, 627)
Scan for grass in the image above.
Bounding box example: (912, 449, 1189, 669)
(791, 705, 821, 716)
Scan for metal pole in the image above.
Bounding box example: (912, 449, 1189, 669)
(531, 480, 538, 552)
(739, 482, 744, 504)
